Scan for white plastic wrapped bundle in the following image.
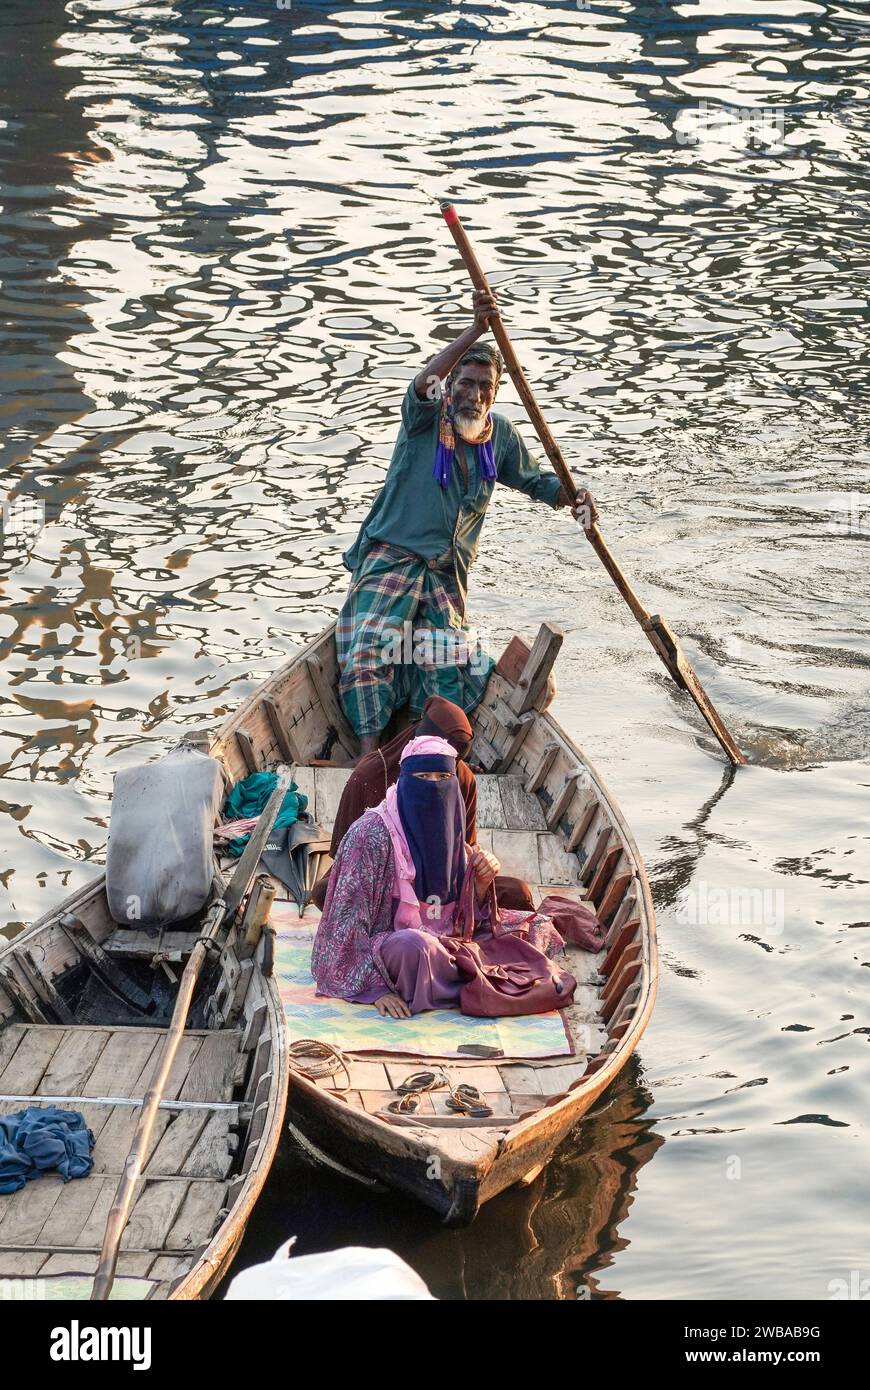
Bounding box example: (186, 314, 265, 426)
(224, 1239, 435, 1301)
(105, 744, 225, 929)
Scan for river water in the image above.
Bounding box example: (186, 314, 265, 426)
(0, 0, 867, 1300)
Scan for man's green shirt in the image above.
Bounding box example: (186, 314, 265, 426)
(343, 381, 566, 610)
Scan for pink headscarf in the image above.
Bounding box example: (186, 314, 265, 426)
(399, 734, 457, 762)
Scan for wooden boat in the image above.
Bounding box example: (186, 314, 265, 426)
(213, 621, 657, 1226)
(0, 759, 289, 1300)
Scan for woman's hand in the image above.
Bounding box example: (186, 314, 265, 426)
(374, 992, 411, 1019)
(469, 846, 500, 902)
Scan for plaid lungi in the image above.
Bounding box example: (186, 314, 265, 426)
(336, 543, 495, 737)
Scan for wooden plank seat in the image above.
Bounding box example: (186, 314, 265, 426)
(102, 929, 202, 962)
(0, 1025, 243, 1285)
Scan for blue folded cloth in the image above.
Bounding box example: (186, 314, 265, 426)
(0, 1107, 95, 1195)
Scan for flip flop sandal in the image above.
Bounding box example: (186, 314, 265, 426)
(447, 1097, 493, 1118)
(397, 1070, 445, 1095)
(452, 1083, 483, 1102)
(446, 1084, 493, 1118)
(388, 1092, 421, 1114)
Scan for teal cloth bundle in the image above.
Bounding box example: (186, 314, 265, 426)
(223, 770, 307, 857)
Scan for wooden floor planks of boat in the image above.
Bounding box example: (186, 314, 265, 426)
(213, 622, 658, 1225)
(0, 868, 289, 1298)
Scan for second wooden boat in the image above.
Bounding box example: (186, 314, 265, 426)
(0, 757, 288, 1300)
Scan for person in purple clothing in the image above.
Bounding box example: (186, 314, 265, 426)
(311, 735, 563, 1018)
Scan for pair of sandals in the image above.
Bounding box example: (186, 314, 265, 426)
(387, 1070, 493, 1118)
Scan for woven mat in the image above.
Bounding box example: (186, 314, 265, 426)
(271, 906, 573, 1060)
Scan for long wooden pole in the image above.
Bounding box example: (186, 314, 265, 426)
(91, 768, 292, 1300)
(440, 201, 746, 766)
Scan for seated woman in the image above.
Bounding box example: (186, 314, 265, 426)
(310, 693, 535, 913)
(311, 735, 563, 1018)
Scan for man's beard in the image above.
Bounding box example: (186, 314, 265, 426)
(453, 407, 486, 440)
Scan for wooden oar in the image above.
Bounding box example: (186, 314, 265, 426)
(440, 201, 746, 766)
(91, 767, 293, 1301)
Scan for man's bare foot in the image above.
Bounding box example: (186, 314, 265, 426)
(358, 734, 380, 758)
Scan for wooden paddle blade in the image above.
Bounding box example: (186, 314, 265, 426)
(642, 613, 689, 691)
(644, 614, 747, 764)
(585, 521, 746, 764)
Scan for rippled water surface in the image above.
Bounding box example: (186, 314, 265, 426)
(1, 0, 868, 1300)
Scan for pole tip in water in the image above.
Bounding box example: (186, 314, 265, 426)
(441, 203, 459, 225)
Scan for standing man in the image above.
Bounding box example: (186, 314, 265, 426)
(338, 289, 597, 754)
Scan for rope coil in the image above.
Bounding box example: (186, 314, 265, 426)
(288, 1038, 351, 1090)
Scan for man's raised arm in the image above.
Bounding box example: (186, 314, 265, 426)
(413, 290, 499, 400)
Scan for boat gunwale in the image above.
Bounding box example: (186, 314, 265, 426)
(170, 962, 289, 1300)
